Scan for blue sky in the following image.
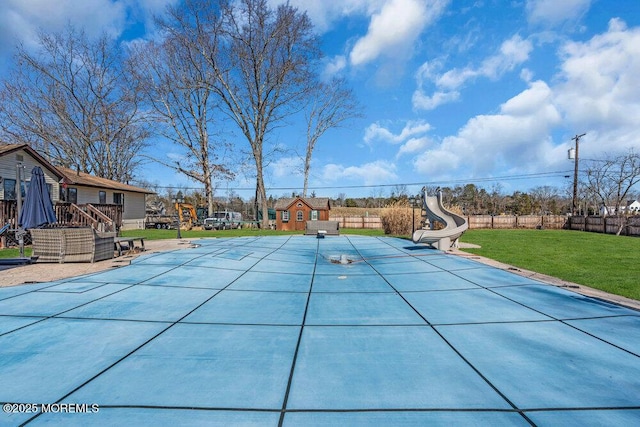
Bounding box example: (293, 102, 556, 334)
(1, 0, 639, 200)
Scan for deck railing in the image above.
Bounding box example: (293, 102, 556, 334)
(1, 200, 122, 232)
(54, 203, 121, 232)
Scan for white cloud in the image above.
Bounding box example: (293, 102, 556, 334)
(480, 35, 534, 78)
(363, 120, 434, 161)
(412, 147, 461, 177)
(272, 0, 448, 84)
(413, 35, 533, 110)
(0, 0, 175, 75)
(322, 55, 347, 80)
(554, 18, 640, 135)
(397, 136, 431, 157)
(269, 156, 303, 178)
(413, 79, 561, 177)
(350, 0, 443, 66)
(0, 0, 126, 46)
(526, 0, 592, 27)
(364, 120, 431, 145)
(412, 89, 461, 110)
(271, 0, 383, 33)
(411, 17, 640, 185)
(322, 161, 398, 185)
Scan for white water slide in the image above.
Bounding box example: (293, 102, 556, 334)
(412, 188, 468, 250)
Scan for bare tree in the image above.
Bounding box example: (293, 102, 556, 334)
(530, 185, 560, 215)
(0, 26, 148, 182)
(302, 78, 361, 196)
(583, 150, 640, 219)
(202, 0, 321, 227)
(370, 187, 386, 208)
(391, 184, 408, 201)
(129, 2, 233, 216)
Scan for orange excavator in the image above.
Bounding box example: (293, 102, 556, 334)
(175, 203, 200, 230)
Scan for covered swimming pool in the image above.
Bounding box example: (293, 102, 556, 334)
(1, 235, 639, 426)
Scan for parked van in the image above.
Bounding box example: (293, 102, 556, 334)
(203, 211, 243, 230)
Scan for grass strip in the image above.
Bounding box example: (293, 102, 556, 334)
(460, 229, 640, 301)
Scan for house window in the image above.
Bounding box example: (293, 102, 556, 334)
(281, 210, 290, 222)
(67, 188, 78, 204)
(311, 210, 318, 220)
(3, 179, 16, 200)
(99, 191, 106, 204)
(296, 210, 303, 221)
(113, 193, 124, 205)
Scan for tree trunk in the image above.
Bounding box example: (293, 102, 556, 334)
(303, 147, 312, 198)
(616, 217, 626, 236)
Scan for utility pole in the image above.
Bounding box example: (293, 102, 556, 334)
(569, 133, 586, 215)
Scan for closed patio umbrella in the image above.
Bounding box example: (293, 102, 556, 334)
(19, 166, 57, 229)
(17, 166, 57, 257)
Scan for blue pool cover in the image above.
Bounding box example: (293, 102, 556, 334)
(0, 235, 638, 426)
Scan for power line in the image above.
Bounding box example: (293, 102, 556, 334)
(139, 170, 573, 192)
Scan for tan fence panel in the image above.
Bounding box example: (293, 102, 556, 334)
(586, 216, 605, 233)
(343, 216, 363, 228)
(516, 215, 541, 229)
(568, 216, 585, 231)
(363, 217, 382, 229)
(543, 215, 567, 229)
(329, 215, 383, 229)
(605, 217, 624, 235)
(628, 216, 640, 236)
(468, 215, 493, 229)
(568, 215, 640, 236)
(492, 216, 517, 229)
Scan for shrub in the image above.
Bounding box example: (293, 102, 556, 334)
(380, 201, 416, 235)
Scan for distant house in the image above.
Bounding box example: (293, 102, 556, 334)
(57, 167, 154, 230)
(599, 205, 614, 216)
(0, 143, 152, 231)
(623, 200, 640, 214)
(274, 196, 331, 231)
(600, 200, 640, 216)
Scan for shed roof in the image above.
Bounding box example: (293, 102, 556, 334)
(274, 197, 331, 210)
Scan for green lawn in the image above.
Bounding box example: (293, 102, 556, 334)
(0, 247, 32, 259)
(460, 229, 640, 301)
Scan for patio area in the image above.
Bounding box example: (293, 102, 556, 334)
(1, 235, 639, 426)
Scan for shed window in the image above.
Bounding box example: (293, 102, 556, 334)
(99, 191, 106, 204)
(296, 210, 303, 221)
(310, 210, 318, 220)
(113, 193, 124, 205)
(281, 210, 289, 222)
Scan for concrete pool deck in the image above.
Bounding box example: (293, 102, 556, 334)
(1, 235, 639, 426)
